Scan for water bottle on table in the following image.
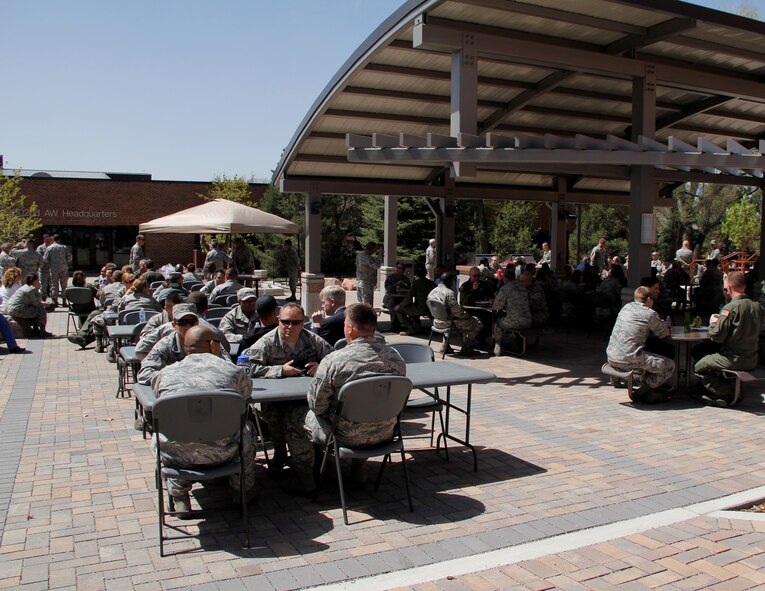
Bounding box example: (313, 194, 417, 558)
(237, 354, 251, 377)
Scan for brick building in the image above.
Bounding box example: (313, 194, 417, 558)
(9, 171, 267, 270)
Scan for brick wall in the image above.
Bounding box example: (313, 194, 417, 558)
(19, 176, 267, 267)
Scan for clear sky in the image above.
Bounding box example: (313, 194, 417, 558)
(2, 0, 763, 183)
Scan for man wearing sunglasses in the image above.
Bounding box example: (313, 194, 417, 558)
(244, 302, 333, 471)
(138, 304, 203, 386)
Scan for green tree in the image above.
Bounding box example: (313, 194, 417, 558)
(568, 204, 628, 266)
(0, 170, 42, 243)
(254, 185, 304, 277)
(722, 195, 761, 252)
(200, 174, 256, 206)
(490, 200, 542, 258)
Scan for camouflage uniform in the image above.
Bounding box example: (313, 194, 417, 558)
(606, 301, 674, 389)
(355, 250, 380, 305)
(427, 283, 482, 351)
(200, 279, 218, 296)
(137, 332, 187, 385)
(42, 242, 72, 303)
(114, 291, 161, 313)
(35, 243, 51, 299)
(589, 244, 607, 272)
(244, 327, 333, 449)
(98, 282, 126, 308)
(135, 318, 229, 361)
(152, 353, 255, 498)
(528, 282, 549, 327)
(280, 245, 300, 297)
(425, 244, 436, 281)
(141, 310, 170, 339)
(675, 245, 693, 268)
(694, 295, 762, 402)
(129, 242, 144, 272)
(285, 336, 406, 476)
(6, 284, 47, 335)
(0, 251, 17, 276)
(231, 244, 255, 275)
(11, 247, 42, 281)
(204, 247, 230, 275)
(492, 281, 531, 341)
(219, 305, 259, 343)
(209, 280, 244, 303)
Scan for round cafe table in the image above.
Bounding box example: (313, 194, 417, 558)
(668, 326, 710, 389)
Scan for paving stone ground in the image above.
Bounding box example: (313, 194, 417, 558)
(1, 293, 765, 590)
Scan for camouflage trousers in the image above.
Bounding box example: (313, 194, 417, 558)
(50, 270, 68, 302)
(492, 317, 531, 343)
(260, 400, 306, 449)
(356, 281, 375, 306)
(437, 316, 482, 349)
(155, 420, 256, 498)
(609, 353, 675, 389)
(39, 268, 51, 299)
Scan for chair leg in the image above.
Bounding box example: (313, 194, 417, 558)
(399, 448, 414, 512)
(436, 408, 448, 460)
(335, 452, 349, 525)
(157, 470, 165, 557)
(251, 409, 270, 465)
(312, 445, 331, 502)
(374, 454, 390, 491)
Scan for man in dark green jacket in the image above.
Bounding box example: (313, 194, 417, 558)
(692, 271, 762, 406)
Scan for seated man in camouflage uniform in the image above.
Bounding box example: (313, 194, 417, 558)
(284, 303, 406, 495)
(219, 288, 260, 345)
(244, 302, 333, 472)
(137, 304, 200, 385)
(209, 268, 245, 303)
(152, 325, 256, 513)
(394, 263, 436, 336)
(692, 271, 762, 407)
(606, 286, 674, 404)
(492, 268, 531, 356)
(427, 272, 482, 356)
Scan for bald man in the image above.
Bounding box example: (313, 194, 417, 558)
(152, 325, 256, 513)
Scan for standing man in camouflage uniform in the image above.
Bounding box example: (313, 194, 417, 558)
(11, 239, 42, 283)
(230, 237, 255, 276)
(43, 234, 72, 306)
(427, 272, 482, 356)
(589, 238, 608, 275)
(129, 234, 145, 273)
(152, 324, 256, 512)
(244, 302, 332, 471)
(204, 239, 230, 278)
(606, 286, 674, 403)
(675, 239, 694, 272)
(692, 271, 762, 407)
(283, 303, 406, 495)
(355, 241, 380, 306)
(279, 239, 300, 302)
(35, 234, 53, 301)
(0, 243, 17, 276)
(425, 239, 437, 281)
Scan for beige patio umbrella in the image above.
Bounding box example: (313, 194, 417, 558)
(138, 198, 300, 234)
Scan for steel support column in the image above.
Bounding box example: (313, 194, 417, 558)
(302, 192, 324, 314)
(627, 66, 657, 288)
(450, 32, 477, 178)
(379, 195, 399, 294)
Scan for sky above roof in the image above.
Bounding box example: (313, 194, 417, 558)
(2, 0, 762, 183)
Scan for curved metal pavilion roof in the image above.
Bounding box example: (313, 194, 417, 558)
(274, 0, 765, 204)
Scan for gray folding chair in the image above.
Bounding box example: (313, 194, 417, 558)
(389, 343, 447, 454)
(334, 338, 347, 350)
(426, 299, 457, 359)
(64, 287, 96, 334)
(313, 375, 414, 525)
(116, 321, 147, 398)
(205, 307, 230, 321)
(153, 390, 249, 556)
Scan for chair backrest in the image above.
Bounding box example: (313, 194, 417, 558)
(334, 338, 347, 350)
(206, 317, 223, 328)
(183, 281, 202, 291)
(212, 294, 234, 307)
(150, 281, 165, 290)
(206, 307, 230, 320)
(190, 283, 203, 292)
(337, 376, 412, 424)
(426, 298, 450, 322)
(119, 309, 142, 325)
(389, 343, 434, 364)
(153, 390, 246, 443)
(130, 321, 148, 342)
(224, 294, 239, 307)
(64, 287, 94, 305)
